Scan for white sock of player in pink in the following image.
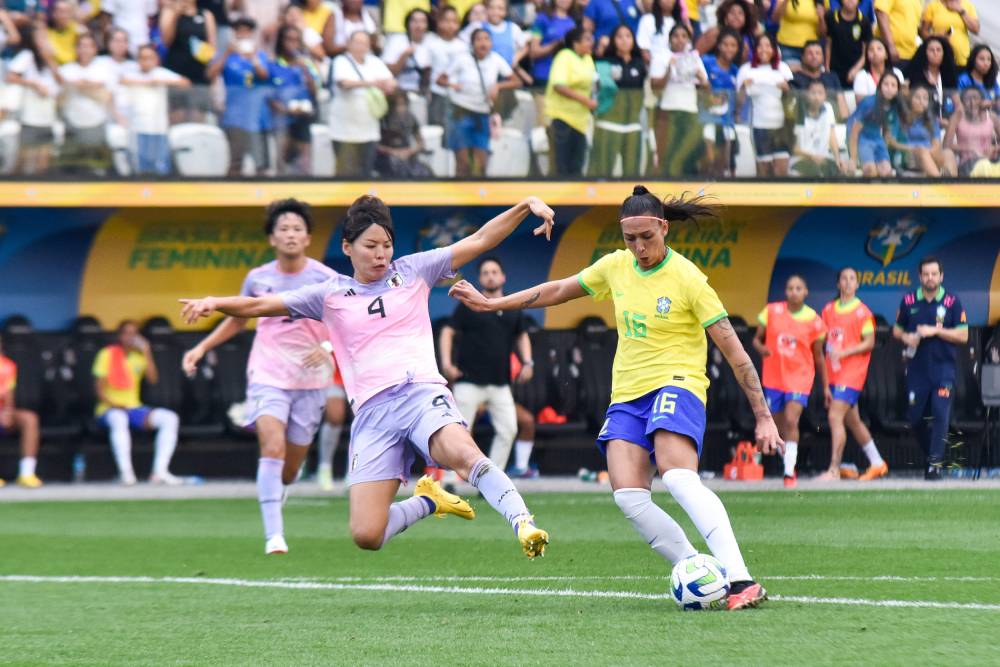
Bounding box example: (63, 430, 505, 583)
(381, 496, 434, 546)
(467, 457, 532, 531)
(257, 457, 284, 539)
(663, 468, 752, 582)
(613, 488, 697, 564)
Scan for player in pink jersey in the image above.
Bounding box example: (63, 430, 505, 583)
(817, 267, 888, 482)
(181, 194, 556, 559)
(182, 199, 337, 555)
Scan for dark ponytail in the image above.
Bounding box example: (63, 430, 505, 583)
(343, 195, 395, 244)
(620, 185, 719, 223)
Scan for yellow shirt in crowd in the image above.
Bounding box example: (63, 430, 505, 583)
(922, 0, 978, 66)
(545, 48, 596, 135)
(383, 0, 431, 34)
(874, 0, 923, 60)
(777, 0, 821, 48)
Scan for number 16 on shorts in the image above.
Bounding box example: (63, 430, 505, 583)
(656, 391, 678, 415)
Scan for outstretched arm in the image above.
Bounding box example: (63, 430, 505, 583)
(182, 316, 248, 376)
(449, 197, 555, 271)
(179, 295, 289, 324)
(448, 276, 586, 312)
(707, 318, 783, 454)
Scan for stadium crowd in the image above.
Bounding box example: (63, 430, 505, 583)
(0, 0, 998, 178)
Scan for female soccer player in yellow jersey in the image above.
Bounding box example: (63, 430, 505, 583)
(449, 186, 783, 610)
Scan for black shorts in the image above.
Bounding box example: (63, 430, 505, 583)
(19, 125, 54, 147)
(168, 86, 213, 114)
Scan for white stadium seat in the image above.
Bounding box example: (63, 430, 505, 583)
(105, 123, 131, 176)
(310, 123, 335, 177)
(0, 119, 19, 175)
(168, 123, 229, 177)
(734, 124, 756, 177)
(419, 124, 455, 177)
(486, 127, 530, 177)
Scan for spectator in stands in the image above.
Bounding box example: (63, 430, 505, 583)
(774, 0, 824, 67)
(3, 1, 34, 30)
(0, 8, 21, 53)
(480, 0, 533, 89)
(330, 30, 397, 178)
(700, 27, 741, 178)
(637, 0, 686, 63)
(892, 256, 968, 480)
(755, 0, 780, 35)
(298, 0, 335, 39)
(382, 8, 432, 94)
(851, 37, 905, 100)
(101, 0, 155, 57)
(280, 4, 327, 61)
(696, 0, 758, 64)
(737, 33, 794, 177)
(208, 17, 272, 177)
(241, 0, 282, 48)
(920, 0, 979, 69)
(439, 256, 533, 475)
(753, 274, 827, 488)
(944, 85, 1000, 175)
(651, 24, 707, 177)
(827, 0, 875, 22)
(198, 0, 238, 52)
(873, 0, 922, 68)
(905, 36, 957, 120)
(58, 33, 116, 175)
(330, 0, 378, 56)
(270, 23, 317, 176)
(791, 40, 848, 120)
(528, 0, 578, 92)
(160, 0, 217, 124)
(588, 24, 647, 177)
(96, 27, 138, 124)
(442, 28, 519, 177)
(848, 70, 904, 176)
(957, 44, 999, 112)
(899, 83, 957, 176)
(41, 0, 82, 66)
(791, 78, 846, 176)
(426, 6, 467, 126)
(824, 0, 871, 88)
(685, 0, 710, 39)
(93, 320, 181, 486)
(545, 27, 596, 177)
(0, 333, 43, 488)
(384, 0, 431, 37)
(5, 25, 59, 175)
(376, 90, 434, 176)
(584, 0, 642, 50)
(121, 44, 190, 176)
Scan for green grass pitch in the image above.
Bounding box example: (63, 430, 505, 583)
(2, 489, 999, 666)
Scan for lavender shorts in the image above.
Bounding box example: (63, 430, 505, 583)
(347, 382, 466, 486)
(244, 383, 327, 446)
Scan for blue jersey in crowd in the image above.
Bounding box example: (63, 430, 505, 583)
(701, 54, 739, 127)
(957, 72, 1000, 104)
(221, 50, 273, 132)
(584, 0, 641, 42)
(530, 13, 577, 82)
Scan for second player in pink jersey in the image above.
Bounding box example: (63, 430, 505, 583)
(182, 194, 556, 559)
(182, 199, 337, 555)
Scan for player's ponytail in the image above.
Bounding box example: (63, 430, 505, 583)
(620, 186, 719, 224)
(343, 195, 396, 244)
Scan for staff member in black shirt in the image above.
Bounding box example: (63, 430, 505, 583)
(893, 256, 969, 480)
(439, 256, 534, 471)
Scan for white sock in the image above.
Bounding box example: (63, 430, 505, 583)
(382, 496, 434, 546)
(19, 456, 36, 478)
(257, 457, 284, 539)
(319, 422, 342, 469)
(106, 410, 135, 479)
(663, 468, 752, 582)
(783, 441, 798, 477)
(149, 409, 179, 476)
(862, 440, 884, 467)
(613, 488, 697, 564)
(514, 439, 534, 471)
(468, 457, 532, 532)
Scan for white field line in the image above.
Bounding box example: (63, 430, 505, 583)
(279, 574, 1000, 584)
(1, 575, 999, 611)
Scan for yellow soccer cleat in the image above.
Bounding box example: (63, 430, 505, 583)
(516, 516, 549, 559)
(414, 475, 475, 520)
(16, 474, 43, 489)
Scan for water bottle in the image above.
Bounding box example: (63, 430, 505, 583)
(72, 452, 86, 483)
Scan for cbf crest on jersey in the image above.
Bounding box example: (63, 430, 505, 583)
(656, 296, 672, 318)
(385, 272, 404, 289)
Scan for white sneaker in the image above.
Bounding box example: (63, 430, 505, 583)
(121, 472, 138, 486)
(265, 535, 288, 555)
(149, 471, 183, 486)
(318, 464, 334, 492)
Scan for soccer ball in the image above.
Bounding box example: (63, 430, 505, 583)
(670, 554, 730, 610)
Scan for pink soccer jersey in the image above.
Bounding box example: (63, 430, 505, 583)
(282, 247, 454, 410)
(242, 258, 336, 390)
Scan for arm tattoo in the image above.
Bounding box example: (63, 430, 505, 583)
(521, 291, 541, 308)
(735, 360, 770, 419)
(714, 317, 737, 341)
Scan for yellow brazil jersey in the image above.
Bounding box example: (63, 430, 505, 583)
(922, 0, 978, 66)
(92, 346, 147, 415)
(577, 248, 727, 406)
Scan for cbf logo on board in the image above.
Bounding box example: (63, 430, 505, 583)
(860, 216, 926, 288)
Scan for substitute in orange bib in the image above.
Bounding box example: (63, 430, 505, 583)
(0, 333, 43, 488)
(818, 267, 888, 482)
(753, 275, 828, 488)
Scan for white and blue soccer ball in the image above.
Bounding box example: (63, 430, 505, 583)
(670, 554, 730, 610)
